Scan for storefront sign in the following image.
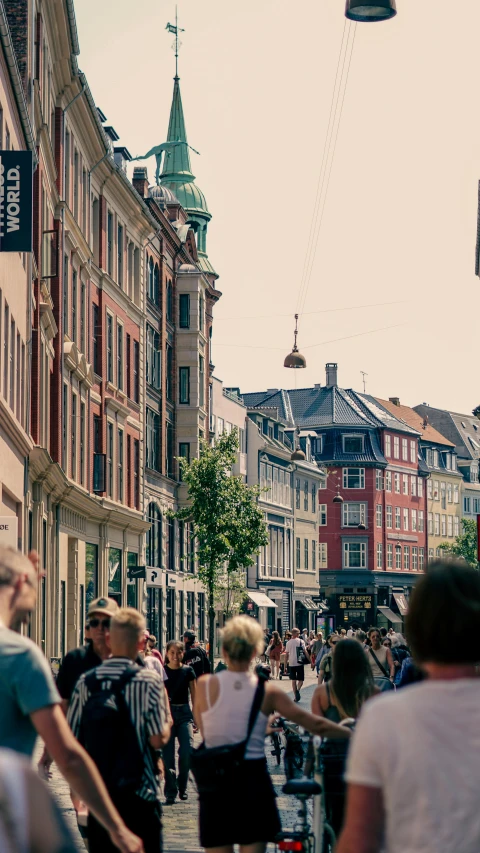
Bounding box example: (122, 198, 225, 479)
(338, 594, 372, 610)
(0, 151, 33, 252)
(0, 516, 18, 549)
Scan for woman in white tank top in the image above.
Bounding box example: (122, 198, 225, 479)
(194, 615, 351, 853)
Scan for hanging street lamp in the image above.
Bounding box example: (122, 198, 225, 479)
(345, 1, 397, 22)
(284, 314, 307, 369)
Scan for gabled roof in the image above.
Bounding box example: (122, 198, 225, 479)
(376, 398, 454, 447)
(413, 405, 480, 461)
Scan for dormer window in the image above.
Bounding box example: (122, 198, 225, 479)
(343, 434, 364, 454)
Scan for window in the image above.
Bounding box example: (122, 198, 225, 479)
(418, 478, 423, 498)
(118, 429, 124, 501)
(419, 548, 425, 570)
(434, 513, 440, 536)
(428, 512, 433, 534)
(342, 503, 366, 527)
(403, 507, 409, 531)
(304, 481, 308, 511)
(312, 483, 317, 514)
(454, 485, 459, 504)
(343, 468, 365, 489)
(377, 542, 383, 568)
(133, 341, 140, 402)
(343, 434, 364, 453)
(304, 539, 309, 570)
(296, 537, 300, 569)
(410, 440, 416, 463)
(319, 504, 327, 526)
(376, 470, 383, 490)
(319, 542, 327, 568)
(386, 505, 393, 528)
(312, 540, 316, 572)
(395, 545, 402, 569)
(179, 293, 190, 328)
(404, 546, 410, 570)
(385, 434, 391, 457)
(199, 356, 205, 407)
(394, 473, 400, 493)
(343, 541, 367, 569)
(395, 507, 401, 530)
(71, 393, 77, 479)
(454, 516, 459, 537)
(393, 436, 399, 459)
(92, 304, 100, 374)
(376, 505, 382, 528)
(387, 544, 393, 568)
(418, 510, 424, 532)
(385, 471, 392, 492)
(117, 323, 123, 391)
(441, 515, 446, 537)
(411, 509, 417, 531)
(403, 474, 409, 495)
(447, 515, 453, 537)
(411, 476, 417, 497)
(179, 367, 190, 404)
(295, 478, 300, 509)
(106, 314, 113, 382)
(402, 438, 408, 461)
(107, 423, 113, 497)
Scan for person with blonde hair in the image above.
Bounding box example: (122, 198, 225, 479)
(194, 615, 351, 852)
(68, 608, 170, 853)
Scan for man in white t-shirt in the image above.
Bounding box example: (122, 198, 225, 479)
(337, 559, 480, 853)
(285, 628, 310, 702)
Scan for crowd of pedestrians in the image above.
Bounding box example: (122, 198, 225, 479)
(1, 542, 480, 853)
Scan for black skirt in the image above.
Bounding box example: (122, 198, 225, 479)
(198, 757, 281, 848)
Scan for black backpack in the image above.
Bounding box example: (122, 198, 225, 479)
(78, 665, 145, 793)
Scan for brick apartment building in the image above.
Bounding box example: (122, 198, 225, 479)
(0, 0, 219, 658)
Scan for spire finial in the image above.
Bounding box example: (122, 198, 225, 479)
(166, 6, 185, 80)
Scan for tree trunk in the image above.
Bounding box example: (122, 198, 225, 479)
(208, 581, 215, 672)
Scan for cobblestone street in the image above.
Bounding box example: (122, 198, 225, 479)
(42, 669, 317, 853)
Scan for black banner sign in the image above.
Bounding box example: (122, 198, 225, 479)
(0, 150, 33, 252)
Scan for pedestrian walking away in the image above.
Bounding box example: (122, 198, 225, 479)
(193, 615, 351, 852)
(338, 559, 480, 853)
(68, 607, 171, 853)
(285, 627, 310, 701)
(163, 640, 196, 805)
(0, 546, 144, 853)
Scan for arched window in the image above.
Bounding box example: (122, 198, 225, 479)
(148, 256, 154, 301)
(146, 502, 162, 568)
(154, 264, 160, 305)
(166, 281, 173, 322)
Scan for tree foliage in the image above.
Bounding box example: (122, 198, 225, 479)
(173, 430, 268, 667)
(439, 517, 478, 568)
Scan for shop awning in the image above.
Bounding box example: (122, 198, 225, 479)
(392, 592, 409, 616)
(295, 596, 318, 612)
(377, 606, 403, 624)
(248, 591, 278, 609)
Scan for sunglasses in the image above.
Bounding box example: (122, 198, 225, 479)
(89, 618, 110, 629)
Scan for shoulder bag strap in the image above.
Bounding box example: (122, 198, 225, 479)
(369, 648, 390, 679)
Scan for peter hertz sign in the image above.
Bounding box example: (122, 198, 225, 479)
(0, 151, 33, 252)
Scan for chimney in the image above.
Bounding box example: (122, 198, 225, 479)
(132, 167, 149, 199)
(325, 363, 338, 388)
(389, 397, 400, 407)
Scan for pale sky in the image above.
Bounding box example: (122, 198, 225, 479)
(75, 0, 480, 415)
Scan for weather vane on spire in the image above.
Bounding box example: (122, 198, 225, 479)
(166, 6, 184, 79)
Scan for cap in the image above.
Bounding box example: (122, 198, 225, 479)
(183, 630, 195, 643)
(87, 597, 119, 619)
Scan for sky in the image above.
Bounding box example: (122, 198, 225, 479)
(75, 0, 480, 415)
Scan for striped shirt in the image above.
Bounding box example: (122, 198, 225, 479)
(67, 657, 169, 801)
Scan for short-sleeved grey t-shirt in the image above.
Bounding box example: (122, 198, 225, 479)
(0, 626, 60, 756)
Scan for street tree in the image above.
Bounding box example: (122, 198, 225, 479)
(174, 430, 268, 669)
(439, 517, 478, 568)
